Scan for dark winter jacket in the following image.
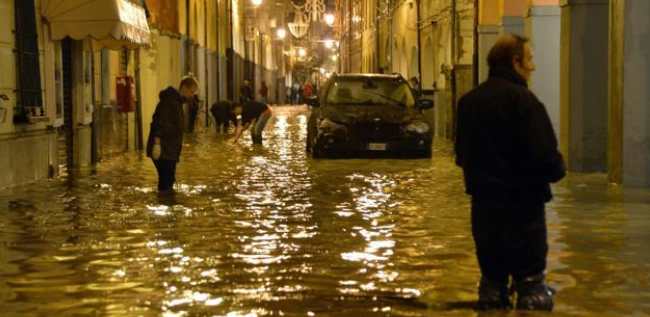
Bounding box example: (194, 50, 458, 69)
(455, 66, 566, 204)
(146, 87, 185, 161)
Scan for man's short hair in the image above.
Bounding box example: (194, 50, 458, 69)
(487, 34, 529, 69)
(179, 76, 199, 92)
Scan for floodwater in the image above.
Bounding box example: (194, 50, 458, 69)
(1, 106, 649, 317)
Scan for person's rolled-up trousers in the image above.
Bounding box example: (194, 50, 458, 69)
(250, 110, 272, 145)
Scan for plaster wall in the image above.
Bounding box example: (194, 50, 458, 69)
(622, 0, 650, 186)
(527, 5, 561, 135)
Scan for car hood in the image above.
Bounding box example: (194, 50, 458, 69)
(321, 105, 421, 125)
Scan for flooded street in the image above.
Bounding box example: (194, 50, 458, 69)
(1, 106, 649, 316)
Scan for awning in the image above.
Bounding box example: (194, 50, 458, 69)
(42, 0, 150, 48)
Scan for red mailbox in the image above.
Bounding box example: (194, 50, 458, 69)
(116, 76, 135, 112)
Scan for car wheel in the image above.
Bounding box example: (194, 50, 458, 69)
(421, 146, 433, 158)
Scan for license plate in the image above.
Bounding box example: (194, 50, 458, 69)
(367, 143, 387, 151)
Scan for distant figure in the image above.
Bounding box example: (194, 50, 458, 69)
(259, 81, 269, 104)
(231, 101, 273, 145)
(146, 76, 198, 193)
(292, 82, 300, 104)
(410, 76, 421, 98)
(286, 86, 292, 105)
(240, 80, 253, 103)
(210, 100, 236, 134)
(303, 82, 313, 100)
(455, 34, 565, 311)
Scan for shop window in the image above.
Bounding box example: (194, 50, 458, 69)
(14, 0, 43, 123)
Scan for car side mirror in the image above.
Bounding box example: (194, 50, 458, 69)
(416, 99, 434, 110)
(307, 96, 320, 107)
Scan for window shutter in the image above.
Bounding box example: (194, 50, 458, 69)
(14, 0, 43, 113)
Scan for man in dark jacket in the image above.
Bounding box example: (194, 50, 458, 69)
(210, 100, 236, 134)
(455, 34, 565, 311)
(146, 77, 198, 193)
(231, 100, 272, 145)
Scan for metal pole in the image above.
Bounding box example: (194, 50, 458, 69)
(216, 0, 221, 102)
(186, 0, 191, 74)
(348, 0, 352, 72)
(135, 49, 143, 150)
(416, 0, 422, 90)
(473, 0, 479, 87)
(451, 0, 458, 140)
(375, 8, 380, 72)
(204, 0, 209, 127)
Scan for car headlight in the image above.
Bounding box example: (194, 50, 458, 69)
(406, 121, 430, 134)
(319, 118, 346, 132)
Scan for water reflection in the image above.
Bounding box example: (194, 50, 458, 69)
(0, 106, 649, 316)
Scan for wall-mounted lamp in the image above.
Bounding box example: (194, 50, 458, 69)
(324, 13, 335, 26)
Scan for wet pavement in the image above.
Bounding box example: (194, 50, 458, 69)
(1, 106, 649, 316)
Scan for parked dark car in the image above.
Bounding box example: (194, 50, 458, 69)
(306, 73, 434, 158)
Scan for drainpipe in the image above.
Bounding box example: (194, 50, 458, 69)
(389, 0, 393, 72)
(135, 49, 143, 150)
(216, 0, 221, 102)
(186, 0, 191, 74)
(229, 0, 235, 100)
(204, 0, 209, 127)
(348, 0, 352, 72)
(472, 0, 479, 87)
(416, 0, 422, 91)
(450, 0, 458, 140)
(375, 5, 380, 72)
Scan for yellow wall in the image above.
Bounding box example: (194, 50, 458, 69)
(480, 0, 504, 25)
(0, 0, 16, 134)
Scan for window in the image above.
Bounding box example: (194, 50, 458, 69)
(14, 0, 43, 121)
(326, 78, 415, 107)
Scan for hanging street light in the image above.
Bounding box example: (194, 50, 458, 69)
(298, 47, 307, 57)
(276, 28, 287, 40)
(251, 0, 262, 7)
(324, 13, 335, 26)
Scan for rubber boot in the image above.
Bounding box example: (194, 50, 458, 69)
(514, 273, 555, 311)
(477, 276, 512, 310)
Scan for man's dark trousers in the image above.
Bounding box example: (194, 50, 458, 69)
(153, 159, 177, 191)
(471, 199, 548, 284)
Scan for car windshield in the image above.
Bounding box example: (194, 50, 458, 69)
(326, 77, 415, 107)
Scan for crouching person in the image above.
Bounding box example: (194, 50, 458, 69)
(146, 77, 199, 193)
(231, 101, 272, 145)
(210, 100, 237, 134)
(455, 34, 566, 311)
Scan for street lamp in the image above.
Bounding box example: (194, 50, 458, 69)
(297, 47, 307, 57)
(276, 28, 286, 40)
(324, 13, 335, 26)
(251, 0, 262, 7)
